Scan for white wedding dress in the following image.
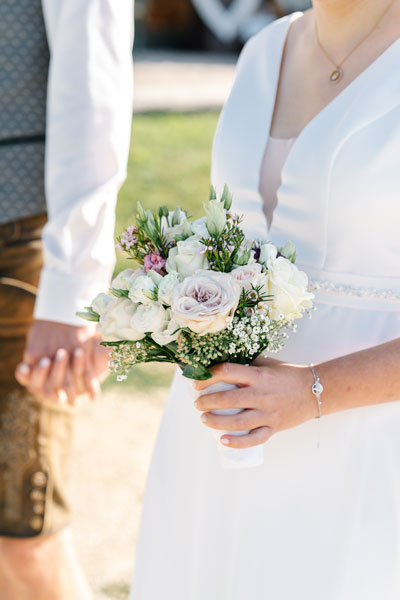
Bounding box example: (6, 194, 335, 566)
(131, 13, 400, 600)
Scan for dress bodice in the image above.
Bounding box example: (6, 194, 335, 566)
(211, 13, 400, 309)
(259, 136, 296, 228)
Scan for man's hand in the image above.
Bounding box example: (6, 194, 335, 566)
(15, 319, 109, 404)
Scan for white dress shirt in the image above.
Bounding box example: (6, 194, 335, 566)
(34, 0, 134, 326)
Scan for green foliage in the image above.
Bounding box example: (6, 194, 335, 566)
(180, 364, 213, 380)
(75, 306, 100, 322)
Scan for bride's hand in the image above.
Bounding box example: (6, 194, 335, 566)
(194, 358, 317, 448)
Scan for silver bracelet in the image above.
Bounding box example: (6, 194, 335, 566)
(310, 364, 323, 419)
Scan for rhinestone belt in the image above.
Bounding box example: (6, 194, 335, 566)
(308, 278, 400, 302)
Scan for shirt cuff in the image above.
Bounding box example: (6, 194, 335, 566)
(34, 267, 114, 326)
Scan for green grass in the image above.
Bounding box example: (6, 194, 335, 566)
(100, 582, 130, 599)
(104, 111, 219, 392)
(115, 111, 219, 272)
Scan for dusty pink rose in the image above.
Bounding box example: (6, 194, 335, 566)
(144, 252, 166, 275)
(171, 270, 241, 335)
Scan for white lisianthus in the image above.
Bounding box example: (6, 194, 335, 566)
(259, 243, 278, 269)
(279, 241, 297, 263)
(131, 301, 169, 334)
(162, 209, 192, 242)
(166, 235, 209, 278)
(157, 272, 182, 306)
(230, 263, 268, 294)
(92, 293, 113, 316)
(128, 274, 158, 304)
(111, 268, 143, 291)
(204, 199, 227, 236)
(266, 257, 314, 321)
(99, 298, 145, 342)
(151, 310, 180, 345)
(191, 217, 210, 239)
(147, 270, 163, 286)
(171, 270, 241, 335)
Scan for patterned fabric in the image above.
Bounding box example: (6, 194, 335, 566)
(0, 0, 49, 224)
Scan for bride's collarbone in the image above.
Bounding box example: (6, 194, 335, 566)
(270, 13, 400, 139)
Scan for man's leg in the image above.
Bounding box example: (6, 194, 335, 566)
(0, 215, 92, 599)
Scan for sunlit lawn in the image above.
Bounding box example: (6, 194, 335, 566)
(103, 111, 219, 392)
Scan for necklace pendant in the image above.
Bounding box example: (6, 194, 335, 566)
(329, 67, 343, 84)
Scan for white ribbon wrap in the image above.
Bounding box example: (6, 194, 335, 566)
(198, 380, 265, 469)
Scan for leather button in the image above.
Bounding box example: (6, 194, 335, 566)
(29, 516, 43, 531)
(30, 489, 45, 502)
(31, 471, 47, 487)
(32, 503, 45, 515)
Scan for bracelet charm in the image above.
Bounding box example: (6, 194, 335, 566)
(310, 363, 323, 419)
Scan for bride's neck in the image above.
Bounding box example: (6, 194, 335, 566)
(312, 0, 398, 57)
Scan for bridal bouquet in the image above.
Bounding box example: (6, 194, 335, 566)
(79, 186, 314, 468)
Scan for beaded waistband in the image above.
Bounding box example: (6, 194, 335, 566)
(308, 279, 400, 302)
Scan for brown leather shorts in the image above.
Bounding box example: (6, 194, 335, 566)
(0, 214, 75, 538)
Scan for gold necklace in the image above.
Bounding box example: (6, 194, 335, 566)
(315, 0, 396, 84)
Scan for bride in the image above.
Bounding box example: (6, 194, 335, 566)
(132, 1, 400, 598)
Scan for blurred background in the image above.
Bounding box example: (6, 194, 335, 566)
(71, 1, 311, 598)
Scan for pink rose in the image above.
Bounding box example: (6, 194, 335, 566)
(171, 270, 241, 335)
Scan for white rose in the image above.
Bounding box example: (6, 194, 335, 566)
(267, 257, 314, 321)
(128, 274, 157, 304)
(191, 217, 210, 239)
(99, 298, 145, 342)
(171, 270, 241, 335)
(92, 293, 113, 316)
(111, 268, 143, 291)
(166, 235, 209, 278)
(151, 311, 180, 346)
(259, 243, 278, 268)
(131, 301, 169, 334)
(230, 263, 268, 293)
(157, 272, 182, 306)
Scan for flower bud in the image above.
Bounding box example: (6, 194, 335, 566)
(204, 199, 227, 237)
(221, 184, 232, 211)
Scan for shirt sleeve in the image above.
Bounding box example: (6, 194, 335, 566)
(34, 0, 134, 326)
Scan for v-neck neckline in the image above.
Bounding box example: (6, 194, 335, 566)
(266, 11, 400, 166)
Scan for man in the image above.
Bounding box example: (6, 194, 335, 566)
(0, 0, 134, 598)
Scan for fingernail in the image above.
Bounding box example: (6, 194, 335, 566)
(221, 438, 231, 445)
(201, 413, 207, 423)
(74, 348, 84, 358)
(57, 390, 68, 404)
(18, 363, 30, 375)
(39, 357, 51, 368)
(56, 348, 67, 361)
